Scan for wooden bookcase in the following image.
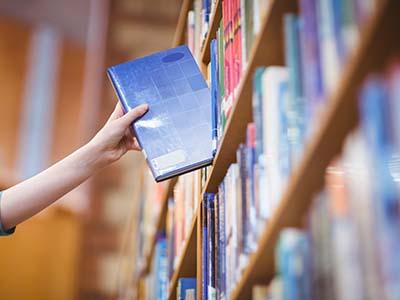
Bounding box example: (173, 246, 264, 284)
(134, 0, 400, 299)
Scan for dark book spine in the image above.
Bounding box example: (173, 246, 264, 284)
(237, 144, 248, 255)
(214, 193, 220, 298)
(218, 182, 226, 299)
(207, 194, 216, 297)
(202, 194, 209, 300)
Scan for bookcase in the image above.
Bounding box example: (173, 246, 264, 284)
(129, 0, 400, 299)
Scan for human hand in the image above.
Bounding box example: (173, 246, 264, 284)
(88, 103, 148, 166)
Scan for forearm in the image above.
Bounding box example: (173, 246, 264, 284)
(1, 142, 106, 229)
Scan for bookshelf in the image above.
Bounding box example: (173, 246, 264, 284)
(131, 0, 400, 299)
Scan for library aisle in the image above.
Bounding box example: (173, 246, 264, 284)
(1, 0, 400, 300)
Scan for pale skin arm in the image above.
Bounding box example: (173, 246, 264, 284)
(0, 103, 148, 231)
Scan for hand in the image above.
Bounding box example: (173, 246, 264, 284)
(88, 102, 148, 166)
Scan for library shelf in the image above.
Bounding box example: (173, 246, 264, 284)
(167, 208, 198, 300)
(140, 177, 178, 276)
(199, 0, 222, 64)
(202, 0, 297, 194)
(172, 0, 193, 47)
(230, 0, 400, 299)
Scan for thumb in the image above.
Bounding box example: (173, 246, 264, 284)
(118, 104, 148, 127)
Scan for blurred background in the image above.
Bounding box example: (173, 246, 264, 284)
(0, 0, 181, 299)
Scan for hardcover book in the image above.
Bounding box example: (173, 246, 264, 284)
(107, 45, 213, 182)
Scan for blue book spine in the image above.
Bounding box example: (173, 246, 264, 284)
(252, 67, 265, 162)
(278, 81, 291, 182)
(177, 278, 197, 300)
(299, 0, 324, 125)
(154, 237, 168, 300)
(331, 0, 345, 62)
(211, 39, 219, 156)
(284, 14, 306, 164)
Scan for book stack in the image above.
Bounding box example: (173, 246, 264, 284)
(256, 61, 400, 300)
(166, 173, 200, 278)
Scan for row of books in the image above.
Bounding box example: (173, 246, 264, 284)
(200, 41, 397, 300)
(143, 236, 168, 300)
(166, 172, 200, 279)
(252, 61, 400, 300)
(135, 173, 168, 274)
(142, 236, 197, 300)
(202, 0, 379, 172)
(187, 0, 267, 62)
(187, 0, 218, 58)
(139, 174, 199, 299)
(201, 130, 259, 299)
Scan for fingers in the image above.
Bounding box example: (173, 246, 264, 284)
(118, 104, 148, 127)
(107, 102, 124, 124)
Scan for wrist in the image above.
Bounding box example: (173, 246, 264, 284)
(77, 141, 109, 173)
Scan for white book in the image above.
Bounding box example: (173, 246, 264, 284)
(261, 67, 288, 213)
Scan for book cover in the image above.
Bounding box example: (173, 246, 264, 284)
(107, 45, 213, 182)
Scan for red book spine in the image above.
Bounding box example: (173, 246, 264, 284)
(237, 0, 242, 83)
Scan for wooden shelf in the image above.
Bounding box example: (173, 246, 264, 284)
(172, 0, 193, 47)
(230, 0, 400, 299)
(140, 177, 178, 275)
(203, 0, 297, 193)
(199, 0, 222, 64)
(167, 209, 198, 300)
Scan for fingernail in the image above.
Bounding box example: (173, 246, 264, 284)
(139, 103, 149, 111)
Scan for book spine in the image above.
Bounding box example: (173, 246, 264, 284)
(211, 39, 219, 155)
(207, 193, 216, 299)
(202, 194, 209, 300)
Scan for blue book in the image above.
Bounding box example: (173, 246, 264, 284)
(154, 236, 168, 300)
(177, 278, 196, 300)
(210, 39, 219, 155)
(107, 45, 213, 182)
(284, 14, 306, 163)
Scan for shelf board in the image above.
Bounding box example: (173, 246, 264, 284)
(230, 0, 399, 299)
(172, 0, 193, 47)
(141, 177, 178, 275)
(168, 209, 198, 300)
(203, 0, 297, 193)
(199, 0, 222, 64)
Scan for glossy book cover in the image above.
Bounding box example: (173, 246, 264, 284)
(107, 45, 213, 182)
